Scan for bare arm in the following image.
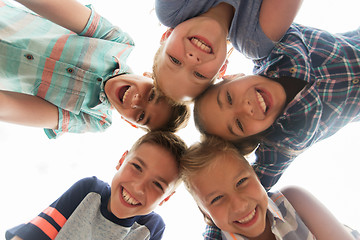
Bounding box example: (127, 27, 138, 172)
(282, 186, 355, 240)
(15, 0, 91, 34)
(259, 0, 303, 42)
(0, 90, 59, 129)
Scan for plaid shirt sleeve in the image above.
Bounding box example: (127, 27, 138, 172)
(203, 225, 222, 240)
(253, 144, 297, 191)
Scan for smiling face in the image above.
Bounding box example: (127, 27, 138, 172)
(155, 16, 228, 102)
(104, 74, 172, 130)
(109, 143, 179, 219)
(190, 153, 268, 237)
(197, 75, 286, 141)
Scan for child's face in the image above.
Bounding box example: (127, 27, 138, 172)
(156, 17, 228, 102)
(190, 154, 268, 237)
(109, 143, 178, 219)
(105, 74, 171, 130)
(197, 75, 286, 141)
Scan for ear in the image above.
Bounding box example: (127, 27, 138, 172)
(159, 191, 175, 206)
(217, 47, 234, 79)
(160, 28, 173, 44)
(217, 59, 228, 79)
(143, 72, 153, 78)
(116, 150, 128, 170)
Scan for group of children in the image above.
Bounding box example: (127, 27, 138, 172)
(1, 0, 360, 239)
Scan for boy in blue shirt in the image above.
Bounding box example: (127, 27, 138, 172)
(6, 131, 187, 240)
(0, 0, 189, 139)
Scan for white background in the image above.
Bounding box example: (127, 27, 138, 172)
(1, 0, 359, 239)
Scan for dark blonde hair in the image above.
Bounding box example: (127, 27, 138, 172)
(130, 131, 187, 167)
(130, 131, 188, 188)
(181, 135, 251, 226)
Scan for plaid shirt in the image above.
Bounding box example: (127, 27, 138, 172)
(250, 23, 360, 190)
(0, 1, 134, 138)
(204, 191, 360, 240)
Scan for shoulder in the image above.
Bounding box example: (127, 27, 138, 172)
(54, 176, 108, 208)
(280, 185, 309, 200)
(137, 212, 165, 239)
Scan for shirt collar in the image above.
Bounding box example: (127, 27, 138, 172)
(267, 195, 286, 227)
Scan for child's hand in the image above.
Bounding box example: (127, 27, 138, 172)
(222, 73, 246, 81)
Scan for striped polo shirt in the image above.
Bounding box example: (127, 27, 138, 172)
(0, 0, 134, 138)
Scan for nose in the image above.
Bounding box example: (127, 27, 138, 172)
(133, 180, 145, 196)
(230, 196, 248, 214)
(131, 93, 143, 109)
(244, 100, 254, 116)
(186, 52, 201, 64)
(234, 100, 254, 116)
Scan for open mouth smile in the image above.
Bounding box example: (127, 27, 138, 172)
(255, 89, 270, 114)
(234, 207, 258, 227)
(189, 37, 213, 53)
(121, 187, 141, 206)
(118, 86, 131, 104)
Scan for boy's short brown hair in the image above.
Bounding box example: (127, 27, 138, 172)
(130, 131, 188, 187)
(130, 131, 187, 165)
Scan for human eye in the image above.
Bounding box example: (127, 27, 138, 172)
(137, 111, 145, 122)
(236, 178, 247, 187)
(131, 163, 142, 172)
(194, 71, 206, 79)
(169, 56, 181, 65)
(226, 91, 232, 105)
(148, 88, 155, 102)
(236, 119, 243, 132)
(153, 181, 164, 192)
(210, 195, 223, 205)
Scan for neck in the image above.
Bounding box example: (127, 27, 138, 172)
(249, 217, 276, 240)
(202, 3, 234, 34)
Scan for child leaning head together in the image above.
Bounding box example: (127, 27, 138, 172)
(6, 131, 187, 240)
(151, 0, 303, 103)
(181, 136, 357, 240)
(0, 0, 190, 138)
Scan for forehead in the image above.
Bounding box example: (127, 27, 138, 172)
(131, 143, 179, 181)
(197, 86, 223, 131)
(191, 153, 250, 187)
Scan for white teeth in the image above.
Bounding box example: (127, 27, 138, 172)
(190, 38, 212, 53)
(122, 87, 130, 103)
(122, 188, 140, 205)
(256, 91, 266, 113)
(237, 209, 256, 224)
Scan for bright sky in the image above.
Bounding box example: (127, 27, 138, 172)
(1, 0, 359, 239)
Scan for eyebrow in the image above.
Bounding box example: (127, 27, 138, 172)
(204, 170, 246, 203)
(144, 90, 162, 127)
(216, 89, 239, 137)
(216, 89, 223, 109)
(135, 157, 170, 187)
